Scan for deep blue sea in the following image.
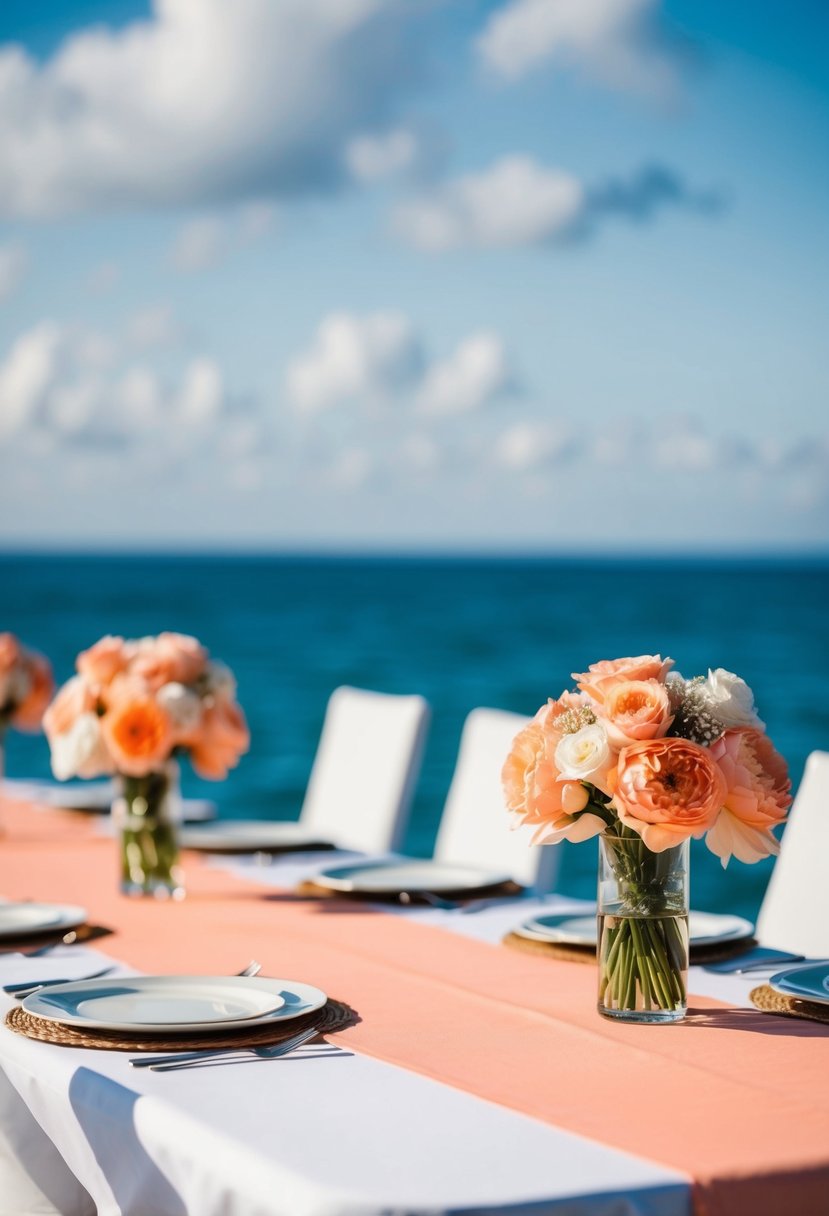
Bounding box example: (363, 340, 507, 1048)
(3, 553, 828, 922)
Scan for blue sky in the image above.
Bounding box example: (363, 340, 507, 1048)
(0, 0, 826, 551)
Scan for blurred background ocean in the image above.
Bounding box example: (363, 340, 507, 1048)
(4, 551, 827, 922)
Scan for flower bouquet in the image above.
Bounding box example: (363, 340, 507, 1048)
(503, 656, 791, 1023)
(44, 633, 249, 897)
(0, 633, 54, 776)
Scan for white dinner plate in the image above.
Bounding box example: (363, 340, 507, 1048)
(0, 902, 88, 941)
(769, 963, 829, 1006)
(513, 910, 754, 948)
(23, 975, 327, 1033)
(313, 859, 512, 895)
(179, 820, 333, 853)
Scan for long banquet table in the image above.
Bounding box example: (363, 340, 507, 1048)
(1, 794, 828, 1216)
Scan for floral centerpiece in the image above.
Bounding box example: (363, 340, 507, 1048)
(0, 633, 54, 776)
(44, 633, 249, 897)
(503, 655, 791, 1023)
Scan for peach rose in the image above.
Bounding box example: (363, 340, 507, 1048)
(102, 694, 174, 777)
(705, 729, 791, 866)
(131, 632, 207, 690)
(43, 676, 98, 739)
(76, 635, 132, 687)
(611, 737, 727, 852)
(0, 633, 22, 707)
(502, 710, 606, 846)
(573, 655, 674, 705)
(600, 679, 673, 749)
(12, 652, 54, 731)
(190, 698, 250, 780)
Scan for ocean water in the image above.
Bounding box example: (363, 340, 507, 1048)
(3, 553, 828, 922)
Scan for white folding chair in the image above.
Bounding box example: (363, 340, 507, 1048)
(299, 686, 431, 855)
(432, 707, 561, 894)
(755, 750, 829, 955)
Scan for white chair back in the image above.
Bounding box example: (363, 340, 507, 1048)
(300, 686, 430, 855)
(433, 707, 561, 893)
(756, 749, 829, 955)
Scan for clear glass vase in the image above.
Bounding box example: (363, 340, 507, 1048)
(597, 832, 689, 1024)
(113, 761, 184, 899)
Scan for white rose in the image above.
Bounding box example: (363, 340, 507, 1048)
(157, 682, 203, 732)
(51, 713, 113, 781)
(554, 724, 611, 784)
(700, 668, 764, 730)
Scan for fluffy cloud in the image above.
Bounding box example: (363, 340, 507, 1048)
(394, 156, 584, 251)
(285, 312, 423, 413)
(0, 318, 241, 459)
(286, 311, 515, 419)
(170, 217, 225, 273)
(0, 242, 27, 302)
(416, 333, 513, 415)
(345, 128, 421, 182)
(0, 0, 420, 218)
(476, 0, 688, 96)
(394, 155, 719, 251)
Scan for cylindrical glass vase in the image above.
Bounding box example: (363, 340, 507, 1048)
(597, 832, 689, 1024)
(113, 762, 184, 899)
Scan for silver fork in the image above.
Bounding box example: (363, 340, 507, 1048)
(7, 966, 117, 998)
(130, 1024, 322, 1071)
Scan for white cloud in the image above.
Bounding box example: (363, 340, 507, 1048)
(0, 319, 236, 455)
(0, 0, 421, 218)
(0, 322, 63, 438)
(345, 128, 420, 182)
(126, 303, 180, 350)
(285, 311, 422, 413)
(476, 0, 686, 96)
(175, 358, 223, 426)
(393, 156, 584, 251)
(496, 420, 573, 470)
(170, 216, 225, 272)
(0, 242, 27, 302)
(416, 333, 513, 415)
(238, 201, 278, 241)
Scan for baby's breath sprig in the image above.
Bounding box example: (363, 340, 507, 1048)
(666, 674, 724, 746)
(554, 705, 598, 735)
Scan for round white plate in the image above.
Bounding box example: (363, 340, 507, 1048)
(179, 820, 332, 853)
(23, 975, 326, 1033)
(314, 859, 511, 895)
(769, 963, 829, 1006)
(0, 902, 88, 941)
(513, 910, 754, 948)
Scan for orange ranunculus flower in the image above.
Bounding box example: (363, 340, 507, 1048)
(131, 632, 208, 690)
(12, 652, 55, 731)
(705, 729, 791, 866)
(600, 679, 673, 749)
(76, 635, 132, 687)
(190, 697, 249, 780)
(611, 737, 727, 852)
(502, 697, 606, 846)
(102, 694, 174, 777)
(572, 655, 674, 705)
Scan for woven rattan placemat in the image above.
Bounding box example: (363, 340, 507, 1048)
(296, 879, 524, 904)
(749, 984, 829, 1026)
(502, 931, 759, 967)
(0, 924, 114, 954)
(5, 996, 358, 1052)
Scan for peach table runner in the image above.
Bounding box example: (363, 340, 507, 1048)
(2, 796, 828, 1216)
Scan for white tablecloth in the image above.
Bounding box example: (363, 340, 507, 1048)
(0, 852, 770, 1216)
